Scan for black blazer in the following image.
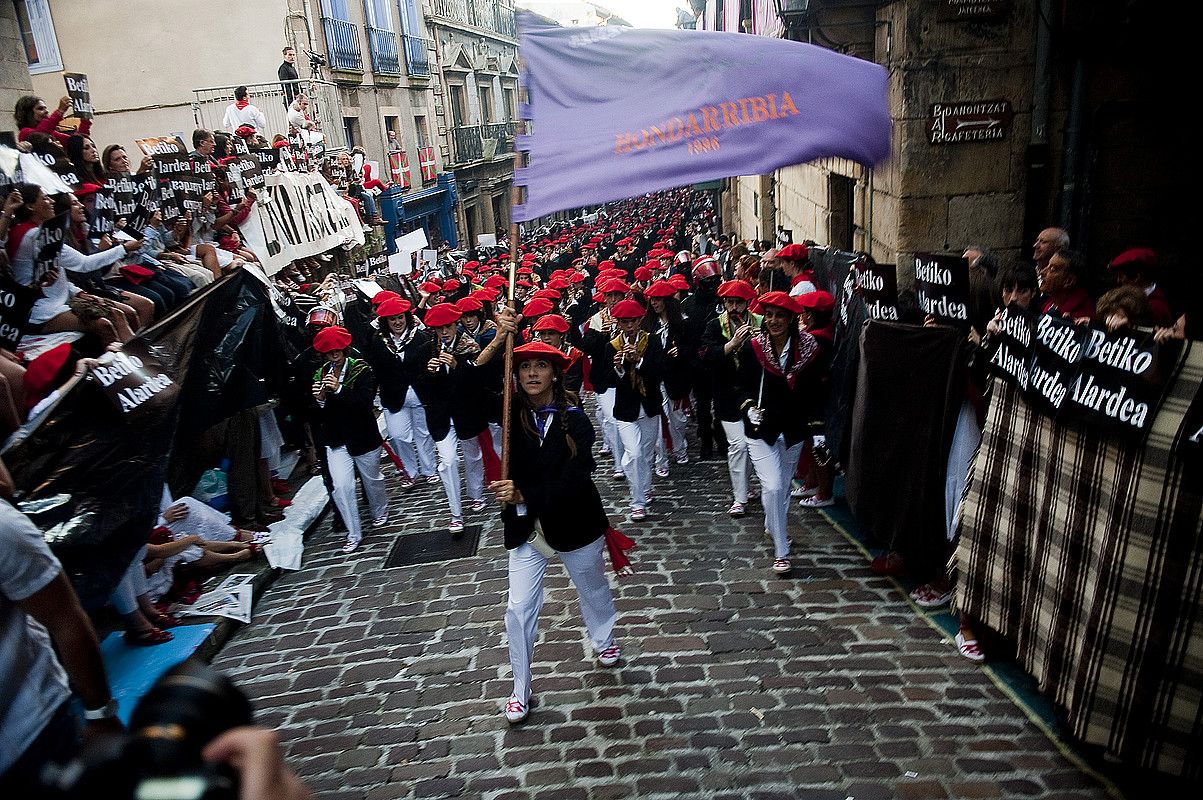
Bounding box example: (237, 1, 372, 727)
(418, 336, 491, 441)
(733, 333, 819, 446)
(500, 404, 609, 552)
(311, 358, 382, 456)
(603, 331, 665, 421)
(359, 323, 433, 413)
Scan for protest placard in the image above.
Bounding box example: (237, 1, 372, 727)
(63, 72, 93, 119)
(90, 340, 179, 418)
(0, 276, 37, 353)
(857, 259, 898, 321)
(985, 303, 1033, 389)
(31, 213, 67, 287)
(1025, 313, 1087, 417)
(135, 136, 187, 156)
(1064, 326, 1171, 436)
(914, 252, 970, 325)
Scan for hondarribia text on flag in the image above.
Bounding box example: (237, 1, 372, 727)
(512, 15, 890, 222)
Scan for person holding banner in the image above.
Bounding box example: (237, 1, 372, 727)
(14, 94, 90, 146)
(735, 291, 820, 576)
(310, 325, 390, 553)
(487, 341, 623, 725)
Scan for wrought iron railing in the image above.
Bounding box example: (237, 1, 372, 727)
(427, 0, 518, 40)
(452, 125, 483, 163)
(402, 33, 430, 77)
(321, 16, 363, 72)
(191, 79, 348, 152)
(366, 26, 400, 75)
(451, 122, 516, 164)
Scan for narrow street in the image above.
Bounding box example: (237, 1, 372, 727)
(213, 432, 1114, 800)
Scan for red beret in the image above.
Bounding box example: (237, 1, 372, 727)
(797, 290, 835, 313)
(718, 280, 757, 301)
(644, 280, 676, 298)
(757, 291, 802, 314)
(775, 243, 809, 262)
(532, 313, 570, 333)
(669, 274, 690, 291)
(371, 290, 400, 306)
(611, 299, 646, 319)
(601, 278, 631, 294)
(424, 303, 462, 327)
(634, 266, 654, 283)
(1108, 247, 1158, 273)
(568, 272, 586, 283)
(475, 287, 500, 302)
(483, 275, 507, 289)
(598, 260, 615, 270)
(521, 297, 554, 318)
(512, 341, 570, 370)
(547, 277, 570, 290)
(461, 260, 480, 270)
(375, 297, 412, 317)
(455, 296, 483, 314)
(313, 325, 353, 353)
(617, 237, 634, 246)
(23, 343, 73, 412)
(234, 125, 257, 138)
(442, 279, 462, 293)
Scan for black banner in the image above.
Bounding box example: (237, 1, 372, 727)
(32, 213, 67, 286)
(1064, 327, 1171, 435)
(985, 303, 1032, 389)
(110, 173, 137, 218)
(157, 176, 181, 224)
(126, 172, 159, 233)
(63, 72, 93, 119)
(88, 183, 116, 238)
(0, 275, 36, 352)
(251, 147, 280, 170)
(227, 155, 264, 193)
(914, 252, 970, 325)
(1026, 313, 1086, 417)
(363, 250, 388, 277)
(858, 260, 898, 321)
(191, 157, 217, 195)
(91, 340, 180, 418)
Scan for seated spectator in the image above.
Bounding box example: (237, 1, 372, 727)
(101, 143, 153, 177)
(6, 183, 139, 346)
(132, 209, 215, 289)
(286, 94, 323, 146)
(13, 94, 90, 145)
(64, 134, 106, 187)
(1106, 248, 1174, 327)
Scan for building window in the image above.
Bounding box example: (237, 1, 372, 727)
(448, 84, 467, 127)
(478, 85, 493, 124)
(14, 0, 63, 75)
(344, 117, 359, 149)
(503, 87, 516, 121)
(414, 114, 429, 148)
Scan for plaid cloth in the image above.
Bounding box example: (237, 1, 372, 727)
(953, 340, 1203, 777)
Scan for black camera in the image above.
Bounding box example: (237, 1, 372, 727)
(38, 661, 254, 800)
(303, 49, 327, 67)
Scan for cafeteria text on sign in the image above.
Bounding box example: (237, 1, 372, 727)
(929, 100, 1013, 144)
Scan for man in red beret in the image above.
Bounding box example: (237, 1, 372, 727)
(605, 299, 665, 521)
(1107, 247, 1175, 326)
(311, 326, 390, 552)
(582, 277, 629, 478)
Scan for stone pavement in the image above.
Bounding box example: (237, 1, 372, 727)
(212, 429, 1117, 800)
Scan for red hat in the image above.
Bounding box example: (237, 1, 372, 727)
(617, 237, 634, 246)
(668, 274, 690, 291)
(371, 290, 400, 306)
(462, 260, 480, 270)
(313, 325, 353, 353)
(775, 243, 809, 262)
(442, 279, 462, 293)
(375, 297, 412, 317)
(532, 313, 570, 333)
(23, 343, 73, 412)
(568, 272, 587, 284)
(521, 297, 554, 318)
(483, 275, 507, 289)
(547, 277, 570, 290)
(757, 291, 802, 315)
(634, 266, 654, 283)
(455, 296, 484, 314)
(272, 139, 289, 148)
(517, 267, 533, 275)
(517, 280, 533, 288)
(797, 290, 835, 313)
(611, 299, 646, 319)
(531, 288, 560, 302)
(512, 341, 570, 371)
(692, 256, 721, 281)
(592, 291, 605, 303)
(580, 243, 596, 250)
(1108, 247, 1158, 273)
(644, 280, 676, 298)
(718, 280, 757, 301)
(475, 287, 500, 302)
(424, 303, 462, 327)
(419, 279, 442, 292)
(601, 278, 631, 294)
(598, 260, 616, 270)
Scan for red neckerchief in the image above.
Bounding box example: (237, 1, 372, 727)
(236, 99, 250, 110)
(749, 329, 817, 390)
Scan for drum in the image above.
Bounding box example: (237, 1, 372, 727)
(307, 306, 339, 328)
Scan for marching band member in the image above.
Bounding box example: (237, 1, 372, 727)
(643, 280, 691, 476)
(605, 299, 665, 521)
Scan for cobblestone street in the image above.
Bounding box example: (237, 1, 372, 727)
(212, 430, 1116, 800)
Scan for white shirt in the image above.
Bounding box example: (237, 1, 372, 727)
(222, 101, 268, 134)
(11, 230, 126, 324)
(0, 500, 70, 772)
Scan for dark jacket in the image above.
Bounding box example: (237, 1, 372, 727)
(733, 332, 819, 446)
(418, 334, 491, 441)
(357, 321, 433, 413)
(603, 331, 665, 421)
(500, 404, 609, 552)
(699, 311, 762, 422)
(311, 357, 382, 456)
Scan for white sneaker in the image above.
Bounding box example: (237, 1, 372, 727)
(675, 453, 689, 465)
(655, 466, 670, 478)
(597, 644, 622, 667)
(342, 538, 360, 554)
(448, 517, 464, 533)
(798, 496, 835, 508)
(470, 498, 487, 512)
(504, 694, 529, 724)
(612, 469, 625, 480)
(630, 507, 647, 521)
(728, 502, 746, 518)
(372, 511, 390, 528)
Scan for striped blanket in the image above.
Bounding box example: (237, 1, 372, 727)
(953, 340, 1202, 777)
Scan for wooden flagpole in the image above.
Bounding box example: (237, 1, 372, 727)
(500, 115, 526, 484)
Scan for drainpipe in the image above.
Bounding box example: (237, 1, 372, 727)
(1057, 55, 1086, 242)
(1023, 0, 1053, 246)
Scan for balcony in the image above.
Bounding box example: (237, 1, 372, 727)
(451, 122, 516, 165)
(428, 0, 518, 40)
(366, 26, 400, 76)
(321, 17, 363, 72)
(191, 79, 349, 153)
(402, 33, 430, 77)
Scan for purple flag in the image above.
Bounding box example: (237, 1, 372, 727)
(513, 15, 890, 222)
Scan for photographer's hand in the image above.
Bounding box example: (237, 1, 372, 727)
(203, 727, 312, 800)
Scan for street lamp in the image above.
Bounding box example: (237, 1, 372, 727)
(774, 0, 812, 41)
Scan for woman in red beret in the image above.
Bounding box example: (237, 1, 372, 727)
(605, 299, 665, 521)
(794, 291, 838, 509)
(734, 292, 821, 576)
(311, 326, 390, 552)
(642, 280, 691, 476)
(488, 341, 622, 725)
(532, 313, 585, 394)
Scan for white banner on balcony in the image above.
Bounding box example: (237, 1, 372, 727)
(239, 170, 365, 275)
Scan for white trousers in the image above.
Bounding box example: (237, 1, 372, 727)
(506, 537, 617, 703)
(327, 445, 389, 545)
(258, 407, 284, 472)
(945, 400, 982, 542)
(655, 385, 689, 471)
(720, 420, 750, 504)
(112, 545, 150, 615)
(595, 388, 624, 471)
(488, 422, 503, 459)
(747, 434, 804, 558)
(616, 414, 659, 511)
(383, 388, 437, 479)
(435, 427, 484, 518)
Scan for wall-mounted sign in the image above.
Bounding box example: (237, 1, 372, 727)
(936, 0, 1010, 22)
(929, 100, 1013, 144)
